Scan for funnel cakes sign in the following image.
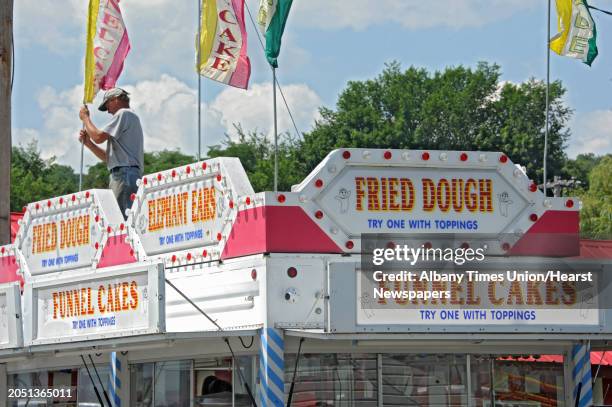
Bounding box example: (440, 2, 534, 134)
(24, 262, 164, 345)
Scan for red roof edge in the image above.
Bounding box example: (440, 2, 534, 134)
(10, 212, 23, 243)
(577, 239, 612, 260)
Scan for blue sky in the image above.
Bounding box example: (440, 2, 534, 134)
(12, 0, 612, 170)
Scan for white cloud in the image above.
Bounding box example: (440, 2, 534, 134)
(14, 0, 197, 79)
(568, 110, 612, 158)
(13, 128, 41, 147)
(210, 82, 322, 140)
(14, 0, 86, 53)
(15, 0, 538, 60)
(13, 75, 322, 170)
(23, 85, 88, 169)
(292, 0, 537, 30)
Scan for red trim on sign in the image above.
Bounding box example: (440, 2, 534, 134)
(10, 212, 22, 243)
(97, 233, 137, 268)
(221, 206, 342, 259)
(0, 254, 23, 287)
(509, 211, 579, 257)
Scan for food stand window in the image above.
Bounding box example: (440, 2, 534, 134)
(130, 360, 191, 407)
(382, 354, 468, 406)
(194, 356, 255, 406)
(469, 355, 493, 406)
(77, 365, 111, 406)
(283, 353, 378, 406)
(493, 360, 565, 406)
(131, 362, 154, 407)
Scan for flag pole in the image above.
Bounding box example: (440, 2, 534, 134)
(197, 0, 202, 161)
(79, 126, 84, 191)
(273, 67, 278, 192)
(79, 103, 87, 192)
(544, 0, 551, 196)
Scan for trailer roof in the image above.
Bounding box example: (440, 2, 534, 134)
(577, 239, 612, 259)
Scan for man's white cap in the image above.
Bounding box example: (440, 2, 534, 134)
(98, 87, 129, 111)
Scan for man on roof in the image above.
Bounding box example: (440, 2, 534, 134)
(78, 87, 144, 219)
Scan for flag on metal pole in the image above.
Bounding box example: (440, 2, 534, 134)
(257, 0, 293, 191)
(197, 0, 251, 89)
(257, 0, 293, 68)
(550, 0, 598, 66)
(84, 0, 131, 103)
(82, 0, 131, 191)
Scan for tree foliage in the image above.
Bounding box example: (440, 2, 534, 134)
(562, 153, 605, 192)
(11, 142, 78, 211)
(10, 145, 196, 211)
(208, 126, 305, 192)
(301, 62, 570, 183)
(578, 156, 612, 239)
(143, 150, 195, 174)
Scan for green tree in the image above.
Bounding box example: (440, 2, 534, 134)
(143, 150, 196, 174)
(83, 162, 110, 190)
(562, 153, 606, 192)
(208, 126, 304, 192)
(11, 142, 78, 211)
(487, 79, 570, 183)
(301, 62, 570, 184)
(83, 149, 196, 190)
(579, 156, 612, 239)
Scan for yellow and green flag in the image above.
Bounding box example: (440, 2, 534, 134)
(257, 0, 294, 68)
(550, 0, 598, 66)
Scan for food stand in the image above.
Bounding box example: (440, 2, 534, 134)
(0, 149, 610, 406)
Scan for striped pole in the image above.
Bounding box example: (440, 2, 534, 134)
(572, 342, 594, 407)
(258, 327, 285, 407)
(109, 352, 129, 407)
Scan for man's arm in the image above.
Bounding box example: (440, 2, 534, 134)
(79, 130, 107, 162)
(79, 106, 110, 144)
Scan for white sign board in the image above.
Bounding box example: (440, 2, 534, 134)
(291, 149, 577, 253)
(128, 158, 254, 264)
(318, 168, 527, 235)
(15, 189, 125, 275)
(357, 269, 599, 326)
(24, 262, 165, 345)
(0, 282, 23, 349)
(326, 261, 604, 333)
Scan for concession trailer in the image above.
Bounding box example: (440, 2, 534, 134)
(0, 149, 610, 407)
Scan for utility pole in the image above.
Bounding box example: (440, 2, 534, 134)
(0, 0, 13, 245)
(539, 176, 582, 197)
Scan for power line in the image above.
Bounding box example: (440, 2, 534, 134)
(244, 2, 303, 139)
(588, 5, 612, 16)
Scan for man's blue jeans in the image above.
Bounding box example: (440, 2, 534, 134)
(109, 166, 141, 219)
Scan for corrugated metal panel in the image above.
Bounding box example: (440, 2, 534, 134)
(578, 239, 612, 259)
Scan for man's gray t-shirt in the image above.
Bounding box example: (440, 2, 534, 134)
(102, 108, 144, 171)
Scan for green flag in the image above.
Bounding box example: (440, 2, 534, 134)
(258, 0, 294, 68)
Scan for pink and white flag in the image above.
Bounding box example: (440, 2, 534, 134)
(197, 0, 251, 89)
(84, 0, 131, 103)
